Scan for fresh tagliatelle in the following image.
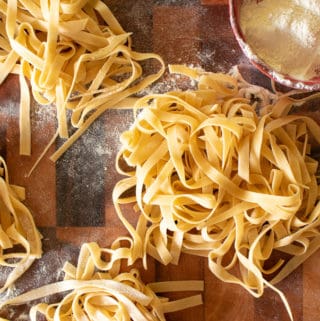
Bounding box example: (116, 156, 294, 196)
(0, 242, 204, 321)
(0, 0, 164, 161)
(0, 156, 42, 293)
(110, 65, 320, 320)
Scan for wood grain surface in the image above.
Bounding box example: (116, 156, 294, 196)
(0, 1, 319, 321)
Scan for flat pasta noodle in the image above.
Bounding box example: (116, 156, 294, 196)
(0, 0, 165, 163)
(112, 65, 320, 321)
(0, 242, 204, 321)
(0, 156, 42, 293)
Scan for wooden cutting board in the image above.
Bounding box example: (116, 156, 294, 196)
(0, 1, 319, 320)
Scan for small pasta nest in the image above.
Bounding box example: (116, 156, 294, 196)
(0, 0, 164, 161)
(1, 243, 204, 321)
(0, 156, 42, 293)
(113, 66, 320, 318)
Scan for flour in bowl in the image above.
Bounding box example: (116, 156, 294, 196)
(240, 0, 320, 80)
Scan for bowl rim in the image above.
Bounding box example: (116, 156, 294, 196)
(228, 0, 320, 91)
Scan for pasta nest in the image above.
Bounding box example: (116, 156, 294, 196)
(1, 257, 204, 321)
(0, 0, 164, 160)
(27, 270, 173, 321)
(0, 156, 42, 293)
(113, 68, 320, 312)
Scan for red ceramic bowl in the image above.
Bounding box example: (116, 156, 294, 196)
(229, 0, 320, 91)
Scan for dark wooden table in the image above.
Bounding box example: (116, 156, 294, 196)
(0, 1, 319, 320)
